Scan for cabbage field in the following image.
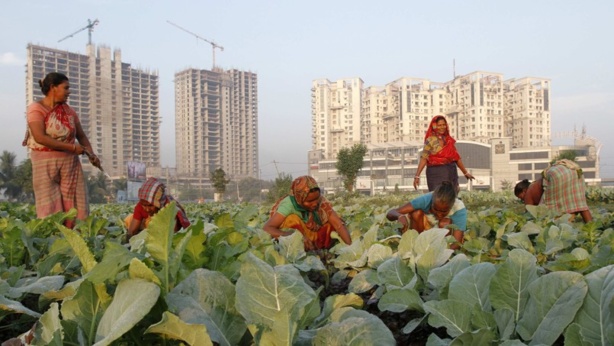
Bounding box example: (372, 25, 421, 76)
(1, 189, 614, 345)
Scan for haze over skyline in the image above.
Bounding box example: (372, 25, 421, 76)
(2, 1, 613, 180)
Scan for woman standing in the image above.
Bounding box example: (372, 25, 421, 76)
(413, 115, 474, 191)
(25, 72, 100, 228)
(263, 176, 352, 251)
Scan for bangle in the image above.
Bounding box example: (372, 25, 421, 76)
(414, 176, 420, 179)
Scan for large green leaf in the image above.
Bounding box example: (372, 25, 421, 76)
(348, 268, 378, 294)
(423, 300, 474, 338)
(311, 307, 396, 346)
(377, 255, 415, 289)
(167, 268, 246, 346)
(489, 249, 538, 323)
(516, 271, 587, 345)
(570, 264, 614, 346)
(60, 225, 97, 273)
(145, 202, 179, 292)
(427, 254, 471, 300)
(235, 252, 316, 345)
(32, 302, 62, 346)
(94, 278, 160, 346)
(0, 295, 41, 317)
(60, 280, 107, 345)
(311, 293, 363, 328)
(7, 275, 65, 298)
(449, 262, 496, 311)
(85, 241, 137, 284)
(145, 311, 213, 346)
(277, 231, 307, 262)
(412, 228, 454, 281)
(378, 287, 424, 313)
(366, 243, 393, 268)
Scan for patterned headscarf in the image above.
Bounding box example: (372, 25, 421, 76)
(137, 177, 191, 229)
(290, 176, 320, 206)
(138, 177, 166, 208)
(424, 115, 451, 142)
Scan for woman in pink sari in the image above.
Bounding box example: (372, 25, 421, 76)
(25, 72, 100, 228)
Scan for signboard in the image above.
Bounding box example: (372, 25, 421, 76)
(127, 161, 146, 181)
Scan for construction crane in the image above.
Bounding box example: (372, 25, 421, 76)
(58, 18, 100, 45)
(167, 20, 224, 69)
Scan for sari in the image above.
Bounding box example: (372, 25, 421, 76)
(421, 116, 461, 191)
(541, 160, 589, 214)
(27, 102, 88, 225)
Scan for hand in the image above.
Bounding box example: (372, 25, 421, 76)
(463, 172, 475, 180)
(88, 154, 101, 169)
(399, 214, 409, 233)
(413, 176, 420, 190)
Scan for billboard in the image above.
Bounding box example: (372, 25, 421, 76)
(126, 161, 146, 201)
(127, 161, 146, 181)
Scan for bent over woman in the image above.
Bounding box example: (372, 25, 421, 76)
(263, 176, 352, 251)
(125, 177, 191, 239)
(515, 159, 592, 223)
(387, 181, 466, 249)
(25, 72, 100, 228)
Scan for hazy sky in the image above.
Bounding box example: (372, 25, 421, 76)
(1, 0, 613, 180)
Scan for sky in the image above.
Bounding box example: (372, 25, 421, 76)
(1, 0, 613, 181)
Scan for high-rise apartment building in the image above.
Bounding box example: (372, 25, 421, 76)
(311, 78, 363, 158)
(26, 44, 160, 177)
(311, 71, 551, 159)
(175, 68, 258, 180)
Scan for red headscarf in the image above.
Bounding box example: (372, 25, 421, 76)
(424, 115, 451, 142)
(424, 115, 460, 166)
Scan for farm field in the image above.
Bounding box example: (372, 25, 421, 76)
(1, 189, 614, 345)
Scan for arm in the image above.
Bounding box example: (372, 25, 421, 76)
(456, 159, 474, 180)
(263, 212, 315, 250)
(127, 217, 143, 238)
(387, 202, 417, 230)
(451, 230, 464, 249)
(327, 211, 352, 245)
(75, 122, 101, 167)
(263, 212, 294, 238)
(414, 157, 428, 190)
(29, 120, 84, 154)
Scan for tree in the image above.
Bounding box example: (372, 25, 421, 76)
(87, 172, 109, 203)
(551, 150, 577, 164)
(336, 143, 367, 192)
(210, 168, 230, 198)
(14, 159, 33, 202)
(266, 173, 293, 203)
(0, 151, 22, 201)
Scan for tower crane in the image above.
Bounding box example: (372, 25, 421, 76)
(166, 20, 224, 69)
(58, 18, 100, 45)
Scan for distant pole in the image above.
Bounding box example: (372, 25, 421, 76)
(453, 58, 456, 79)
(273, 160, 280, 178)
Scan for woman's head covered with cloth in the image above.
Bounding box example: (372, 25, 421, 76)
(138, 177, 167, 209)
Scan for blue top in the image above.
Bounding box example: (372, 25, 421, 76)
(410, 192, 467, 231)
